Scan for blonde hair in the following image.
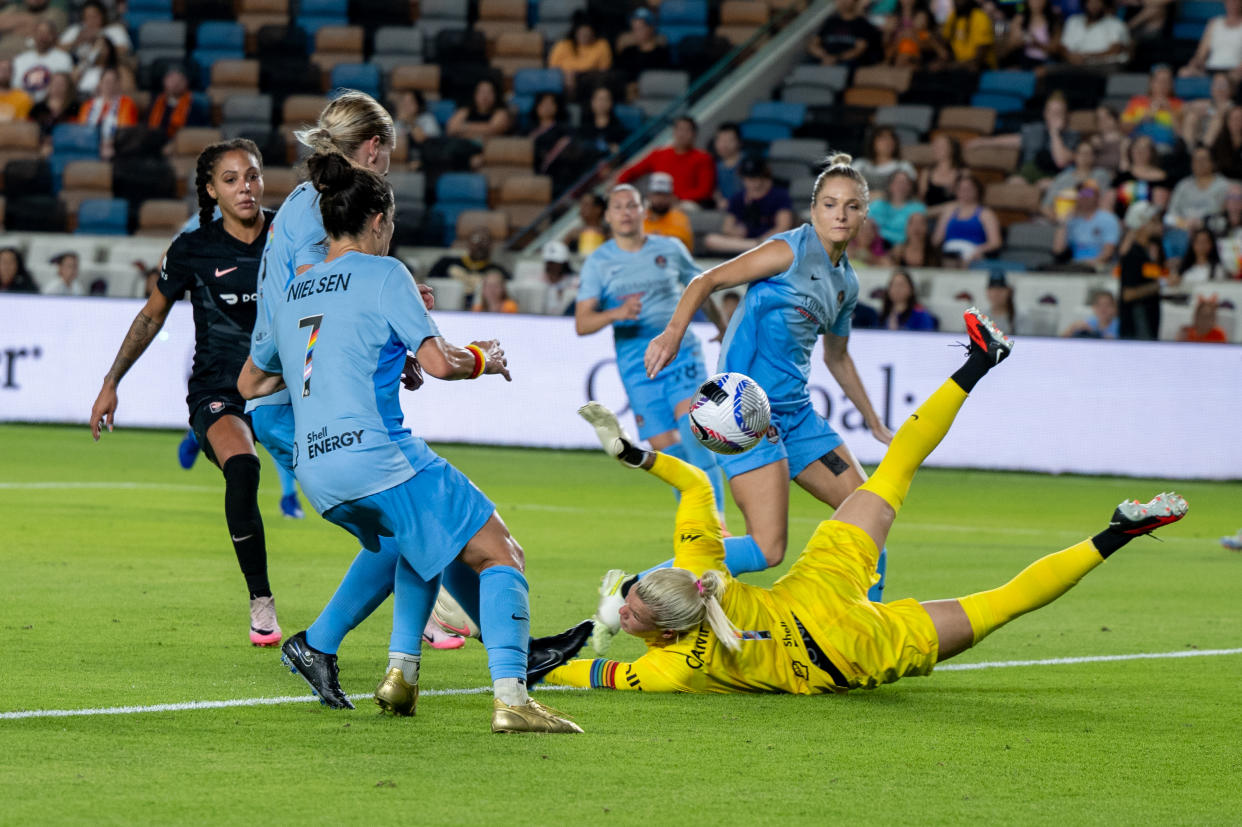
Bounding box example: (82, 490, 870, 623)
(811, 152, 870, 207)
(294, 89, 395, 159)
(634, 568, 741, 652)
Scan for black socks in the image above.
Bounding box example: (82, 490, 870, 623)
(221, 454, 270, 598)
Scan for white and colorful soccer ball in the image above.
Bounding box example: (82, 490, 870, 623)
(688, 372, 771, 455)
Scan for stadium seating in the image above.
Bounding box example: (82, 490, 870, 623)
(192, 21, 245, 82)
(329, 63, 382, 100)
(76, 199, 129, 235)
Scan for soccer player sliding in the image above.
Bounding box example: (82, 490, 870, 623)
(543, 309, 1188, 694)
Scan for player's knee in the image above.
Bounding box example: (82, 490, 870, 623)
(754, 531, 787, 566)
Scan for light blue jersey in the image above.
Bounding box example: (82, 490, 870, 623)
(250, 182, 328, 410)
(251, 251, 440, 515)
(718, 223, 858, 413)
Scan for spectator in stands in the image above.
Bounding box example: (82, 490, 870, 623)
(578, 85, 628, 159)
(74, 34, 122, 96)
(1090, 104, 1124, 172)
(884, 0, 949, 68)
(0, 246, 37, 293)
(564, 190, 609, 255)
(1112, 134, 1169, 218)
(1117, 200, 1164, 340)
(1006, 91, 1079, 182)
(642, 171, 694, 250)
(807, 0, 883, 67)
(933, 173, 1001, 265)
(12, 19, 70, 103)
(529, 92, 574, 179)
(548, 14, 612, 97)
(0, 0, 66, 60)
(1179, 0, 1242, 83)
(1120, 64, 1182, 150)
(1001, 0, 1062, 69)
(1054, 182, 1121, 269)
(1170, 227, 1228, 286)
(617, 115, 716, 207)
(853, 126, 917, 194)
(1042, 141, 1112, 220)
(76, 65, 134, 160)
(427, 226, 512, 307)
(1206, 185, 1242, 265)
(58, 1, 128, 65)
(614, 8, 670, 87)
(880, 268, 938, 330)
(1209, 105, 1242, 181)
(918, 132, 965, 214)
(1179, 295, 1229, 342)
(1059, 0, 1130, 66)
(540, 240, 578, 316)
(889, 210, 942, 266)
(704, 159, 794, 255)
(942, 0, 996, 69)
(869, 169, 926, 246)
(981, 270, 1017, 332)
(28, 69, 74, 150)
(0, 56, 30, 121)
(1061, 287, 1119, 337)
(471, 271, 519, 314)
(446, 78, 513, 141)
(42, 251, 83, 296)
(1166, 146, 1232, 231)
(711, 122, 744, 209)
(147, 64, 206, 144)
(1182, 73, 1236, 149)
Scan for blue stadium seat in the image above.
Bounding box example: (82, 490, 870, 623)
(660, 24, 708, 46)
(977, 70, 1036, 100)
(435, 172, 489, 206)
(51, 124, 100, 156)
(749, 101, 806, 128)
(660, 0, 708, 24)
(513, 68, 564, 97)
(614, 104, 643, 134)
(298, 0, 349, 34)
(330, 63, 382, 98)
(1172, 21, 1207, 41)
(1174, 76, 1213, 100)
(298, 14, 350, 36)
(195, 21, 244, 50)
(1176, 1, 1222, 22)
(125, 0, 173, 41)
(76, 198, 129, 235)
(970, 92, 1027, 114)
(740, 119, 793, 142)
(969, 258, 1027, 272)
(430, 98, 457, 126)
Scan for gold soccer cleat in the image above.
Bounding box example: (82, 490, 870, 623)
(374, 667, 418, 717)
(491, 698, 583, 734)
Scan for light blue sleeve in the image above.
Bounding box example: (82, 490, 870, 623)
(251, 303, 282, 374)
(669, 237, 699, 287)
(292, 217, 329, 272)
(576, 254, 603, 305)
(379, 260, 441, 352)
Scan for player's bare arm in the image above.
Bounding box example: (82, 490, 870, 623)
(822, 331, 893, 445)
(237, 356, 286, 399)
(90, 290, 174, 440)
(645, 239, 793, 378)
(416, 336, 511, 382)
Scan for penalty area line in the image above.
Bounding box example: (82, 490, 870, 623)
(3, 650, 1240, 720)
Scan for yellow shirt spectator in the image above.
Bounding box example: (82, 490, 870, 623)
(943, 7, 995, 66)
(0, 87, 31, 122)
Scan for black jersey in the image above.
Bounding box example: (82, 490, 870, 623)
(158, 209, 276, 409)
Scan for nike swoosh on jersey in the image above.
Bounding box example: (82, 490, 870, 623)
(215, 266, 238, 278)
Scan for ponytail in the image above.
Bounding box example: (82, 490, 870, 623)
(305, 151, 393, 240)
(635, 568, 741, 652)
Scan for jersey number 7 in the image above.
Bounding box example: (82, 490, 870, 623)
(299, 314, 323, 398)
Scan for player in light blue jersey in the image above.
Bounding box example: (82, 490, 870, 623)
(588, 155, 894, 652)
(575, 184, 728, 517)
(241, 152, 581, 733)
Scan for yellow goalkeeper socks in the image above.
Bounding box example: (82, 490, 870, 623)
(858, 379, 968, 512)
(958, 540, 1105, 645)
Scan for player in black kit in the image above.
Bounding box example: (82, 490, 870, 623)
(89, 139, 285, 647)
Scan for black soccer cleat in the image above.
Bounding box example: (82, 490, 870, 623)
(280, 630, 354, 710)
(1108, 492, 1189, 536)
(964, 306, 1014, 365)
(526, 619, 593, 686)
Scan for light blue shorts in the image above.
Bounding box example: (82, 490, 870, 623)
(322, 457, 495, 581)
(621, 338, 707, 440)
(249, 403, 295, 476)
(716, 401, 844, 481)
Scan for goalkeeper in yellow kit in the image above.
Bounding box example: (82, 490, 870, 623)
(544, 308, 1188, 694)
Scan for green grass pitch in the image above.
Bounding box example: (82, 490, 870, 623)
(2, 424, 1240, 825)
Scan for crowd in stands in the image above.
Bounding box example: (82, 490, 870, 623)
(0, 0, 1239, 342)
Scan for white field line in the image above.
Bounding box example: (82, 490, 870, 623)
(3, 649, 1239, 721)
(0, 481, 218, 492)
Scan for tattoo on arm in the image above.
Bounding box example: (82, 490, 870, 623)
(105, 312, 163, 385)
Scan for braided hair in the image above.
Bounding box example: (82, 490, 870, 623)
(194, 138, 262, 228)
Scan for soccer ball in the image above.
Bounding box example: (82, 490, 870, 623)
(688, 372, 771, 455)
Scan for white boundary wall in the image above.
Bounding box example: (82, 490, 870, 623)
(2, 295, 1240, 479)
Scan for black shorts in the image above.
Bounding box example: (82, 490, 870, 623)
(189, 393, 253, 467)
